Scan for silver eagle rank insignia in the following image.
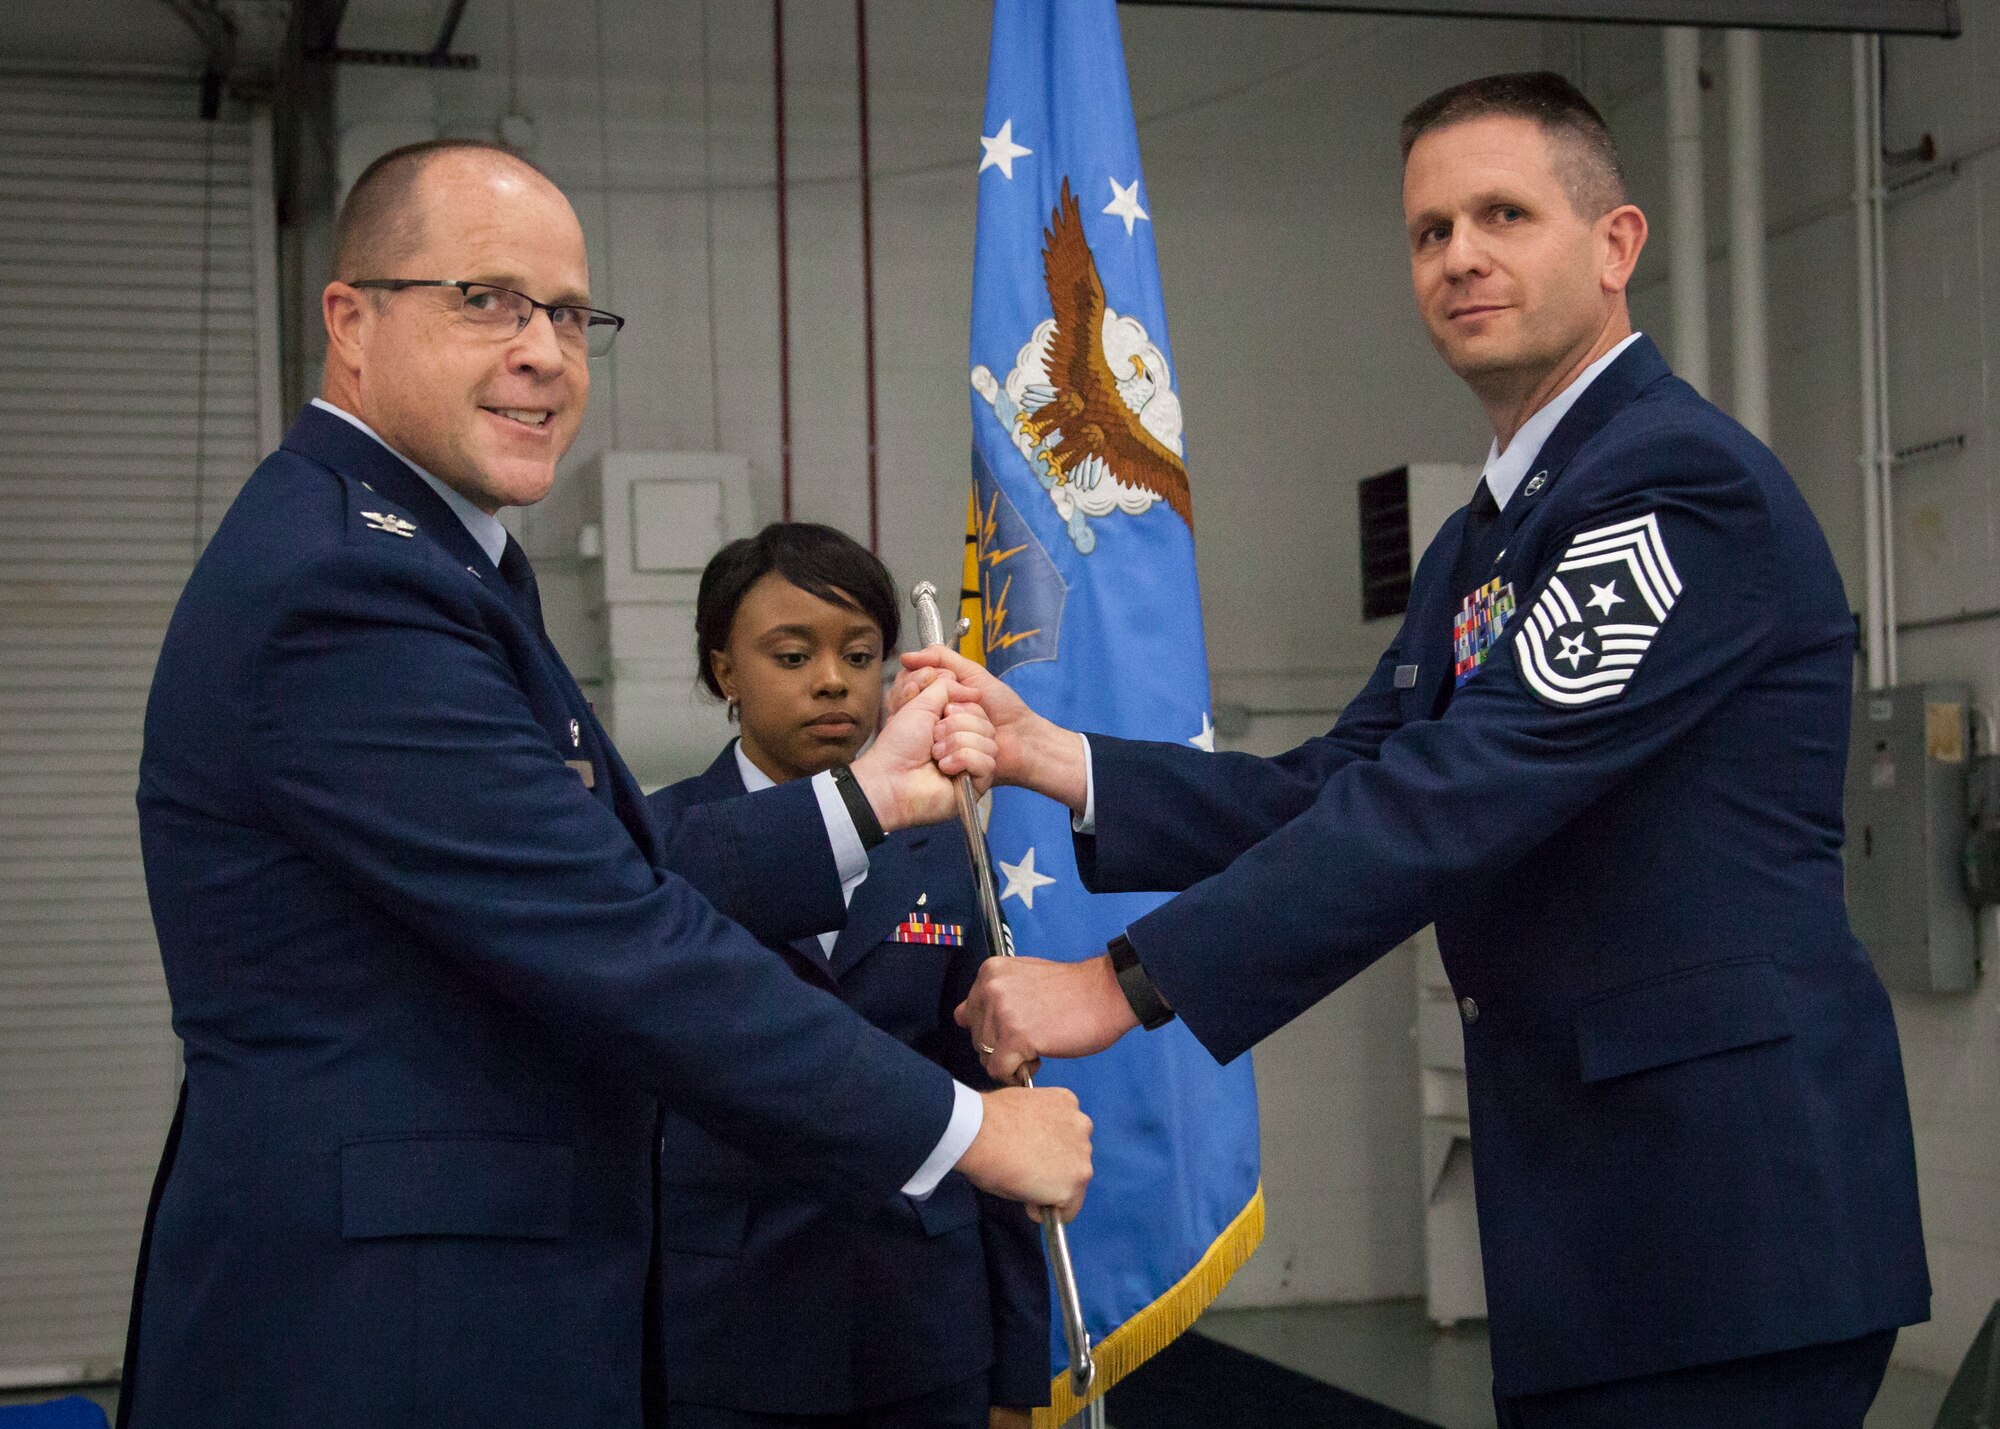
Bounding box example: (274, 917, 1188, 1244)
(360, 510, 418, 538)
(1513, 512, 1681, 708)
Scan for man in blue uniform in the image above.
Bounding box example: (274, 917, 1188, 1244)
(915, 73, 1929, 1427)
(122, 139, 1091, 1429)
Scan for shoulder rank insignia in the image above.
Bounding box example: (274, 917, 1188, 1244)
(360, 510, 417, 538)
(1513, 512, 1681, 708)
(889, 913, 965, 947)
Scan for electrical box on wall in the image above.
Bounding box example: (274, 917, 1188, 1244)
(1844, 682, 1977, 994)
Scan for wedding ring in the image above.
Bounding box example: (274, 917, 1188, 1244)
(977, 1042, 996, 1056)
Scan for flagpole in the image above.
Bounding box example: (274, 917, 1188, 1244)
(1060, 1401, 1107, 1429)
(912, 580, 1096, 1400)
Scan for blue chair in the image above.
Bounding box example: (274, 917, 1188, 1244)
(0, 1397, 110, 1429)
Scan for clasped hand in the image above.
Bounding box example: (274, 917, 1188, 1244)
(888, 649, 1140, 1085)
(955, 954, 1137, 1086)
(886, 647, 1087, 811)
(847, 669, 997, 831)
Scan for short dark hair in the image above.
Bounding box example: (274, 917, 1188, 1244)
(332, 138, 547, 280)
(693, 523, 901, 701)
(1400, 71, 1629, 217)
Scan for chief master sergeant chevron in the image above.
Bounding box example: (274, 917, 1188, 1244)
(919, 73, 1929, 1428)
(121, 139, 1091, 1429)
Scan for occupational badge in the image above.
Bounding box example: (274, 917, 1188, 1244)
(360, 510, 417, 538)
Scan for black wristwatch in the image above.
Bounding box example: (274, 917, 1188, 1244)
(1108, 932, 1175, 1031)
(828, 763, 887, 851)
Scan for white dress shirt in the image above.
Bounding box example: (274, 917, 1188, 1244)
(307, 399, 979, 1194)
(733, 739, 870, 960)
(1479, 331, 1642, 510)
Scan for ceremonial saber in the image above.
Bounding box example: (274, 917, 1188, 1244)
(911, 580, 1096, 1399)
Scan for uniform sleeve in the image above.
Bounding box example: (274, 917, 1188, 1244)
(1073, 598, 1426, 896)
(1128, 436, 1782, 1063)
(644, 781, 848, 944)
(247, 550, 952, 1202)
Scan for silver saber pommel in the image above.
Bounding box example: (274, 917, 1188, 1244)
(909, 581, 1096, 1398)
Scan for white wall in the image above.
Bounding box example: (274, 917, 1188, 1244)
(323, 0, 2000, 1375)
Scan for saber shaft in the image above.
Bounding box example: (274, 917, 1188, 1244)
(910, 580, 1095, 1399)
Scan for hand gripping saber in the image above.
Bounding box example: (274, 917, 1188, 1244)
(910, 580, 1096, 1399)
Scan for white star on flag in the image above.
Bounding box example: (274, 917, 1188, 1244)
(998, 847, 1057, 909)
(978, 119, 1032, 179)
(1586, 580, 1624, 615)
(1190, 712, 1216, 752)
(1103, 176, 1149, 235)
(1556, 632, 1592, 670)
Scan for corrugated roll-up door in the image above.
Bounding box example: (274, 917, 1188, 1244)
(0, 75, 268, 1387)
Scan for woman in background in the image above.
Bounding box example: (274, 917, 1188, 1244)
(647, 522, 1048, 1429)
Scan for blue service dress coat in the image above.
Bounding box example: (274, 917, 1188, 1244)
(644, 748, 1049, 1416)
(1076, 337, 1928, 1396)
(123, 405, 958, 1429)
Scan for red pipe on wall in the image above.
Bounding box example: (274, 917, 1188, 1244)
(855, 0, 881, 552)
(773, 0, 794, 520)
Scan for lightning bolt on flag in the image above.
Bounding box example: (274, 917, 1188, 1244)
(964, 1, 1263, 1419)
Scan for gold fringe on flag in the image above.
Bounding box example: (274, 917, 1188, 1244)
(1031, 1183, 1266, 1428)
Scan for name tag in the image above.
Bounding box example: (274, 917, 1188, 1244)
(1394, 664, 1419, 690)
(565, 759, 596, 788)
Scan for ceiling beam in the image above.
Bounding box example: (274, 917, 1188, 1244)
(1116, 0, 1960, 38)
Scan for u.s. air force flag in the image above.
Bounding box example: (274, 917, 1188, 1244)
(962, 0, 1262, 1417)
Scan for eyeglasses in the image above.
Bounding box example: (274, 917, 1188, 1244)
(350, 279, 626, 359)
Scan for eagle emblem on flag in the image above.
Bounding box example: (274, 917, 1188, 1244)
(1514, 512, 1682, 707)
(971, 178, 1191, 554)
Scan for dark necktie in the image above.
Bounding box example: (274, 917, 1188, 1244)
(498, 535, 548, 639)
(1451, 477, 1502, 598)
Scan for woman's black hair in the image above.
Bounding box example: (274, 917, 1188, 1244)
(694, 522, 901, 701)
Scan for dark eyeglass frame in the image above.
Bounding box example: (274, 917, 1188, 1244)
(349, 279, 626, 356)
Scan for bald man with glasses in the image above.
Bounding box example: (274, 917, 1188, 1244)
(120, 139, 1092, 1429)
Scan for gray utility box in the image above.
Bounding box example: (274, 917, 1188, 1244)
(1843, 682, 1977, 994)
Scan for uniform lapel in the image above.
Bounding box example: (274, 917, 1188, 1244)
(690, 743, 749, 801)
(579, 696, 653, 849)
(828, 831, 932, 981)
(695, 746, 841, 985)
(1405, 515, 1465, 721)
(284, 406, 499, 580)
(283, 404, 633, 828)
(1491, 335, 1672, 548)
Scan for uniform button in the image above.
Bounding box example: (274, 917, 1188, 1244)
(1459, 996, 1479, 1025)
